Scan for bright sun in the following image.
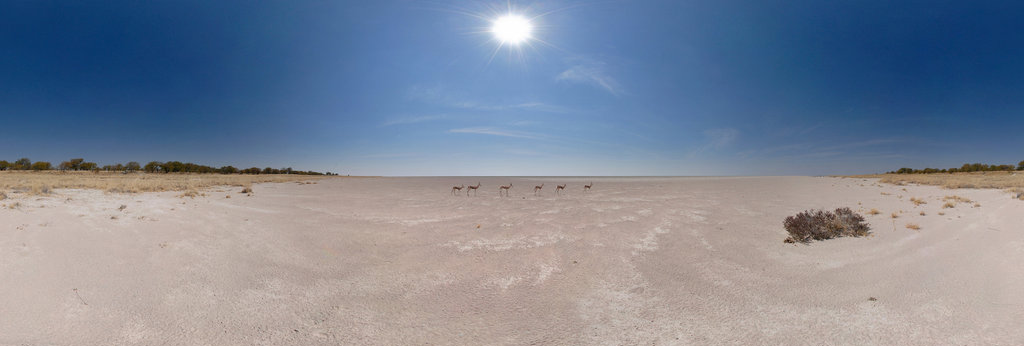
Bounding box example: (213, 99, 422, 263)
(491, 15, 532, 45)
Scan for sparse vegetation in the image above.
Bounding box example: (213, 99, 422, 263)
(909, 197, 927, 206)
(919, 211, 926, 216)
(905, 223, 921, 230)
(783, 207, 871, 243)
(862, 171, 1024, 191)
(0, 171, 325, 195)
(891, 212, 899, 219)
(868, 208, 880, 215)
(943, 202, 956, 208)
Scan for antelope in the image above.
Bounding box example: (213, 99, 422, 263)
(499, 183, 512, 197)
(583, 182, 592, 192)
(466, 182, 481, 196)
(555, 184, 566, 195)
(534, 183, 544, 196)
(451, 184, 464, 196)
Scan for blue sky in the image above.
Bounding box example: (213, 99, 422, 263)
(2, 1, 1023, 176)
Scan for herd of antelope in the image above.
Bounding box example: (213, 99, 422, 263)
(451, 182, 592, 197)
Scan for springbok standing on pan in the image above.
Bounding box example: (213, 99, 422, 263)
(499, 183, 513, 197)
(583, 182, 592, 192)
(534, 183, 544, 196)
(466, 182, 481, 196)
(451, 184, 464, 196)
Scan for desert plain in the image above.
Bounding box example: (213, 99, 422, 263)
(1, 176, 1023, 345)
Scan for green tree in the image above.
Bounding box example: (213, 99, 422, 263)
(220, 166, 239, 174)
(126, 162, 141, 172)
(1018, 160, 1024, 171)
(14, 158, 32, 170)
(0, 160, 10, 170)
(66, 158, 84, 170)
(144, 161, 162, 173)
(31, 161, 52, 171)
(80, 162, 98, 171)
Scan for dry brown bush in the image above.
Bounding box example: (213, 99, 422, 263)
(905, 223, 921, 230)
(868, 208, 880, 215)
(783, 207, 871, 243)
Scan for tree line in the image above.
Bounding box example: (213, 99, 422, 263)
(889, 161, 1024, 174)
(0, 157, 337, 175)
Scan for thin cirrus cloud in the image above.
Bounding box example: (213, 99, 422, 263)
(556, 60, 624, 96)
(447, 127, 544, 140)
(381, 115, 448, 126)
(406, 85, 572, 113)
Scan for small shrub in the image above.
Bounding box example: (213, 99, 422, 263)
(891, 212, 899, 219)
(919, 211, 926, 216)
(943, 195, 972, 204)
(0, 191, 6, 201)
(910, 197, 927, 206)
(868, 208, 880, 215)
(905, 223, 921, 230)
(938, 211, 946, 216)
(240, 187, 253, 194)
(783, 207, 871, 243)
(973, 202, 981, 207)
(943, 202, 956, 208)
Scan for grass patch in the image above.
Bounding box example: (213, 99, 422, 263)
(0, 171, 325, 195)
(909, 197, 927, 206)
(868, 208, 880, 215)
(783, 207, 871, 243)
(905, 223, 921, 230)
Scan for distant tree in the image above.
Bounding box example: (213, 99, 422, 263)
(0, 160, 9, 171)
(1019, 160, 1024, 171)
(162, 161, 184, 173)
(31, 161, 52, 171)
(126, 162, 141, 172)
(80, 162, 98, 171)
(14, 158, 32, 170)
(144, 161, 162, 173)
(220, 166, 239, 174)
(58, 161, 72, 171)
(102, 165, 114, 171)
(65, 158, 84, 170)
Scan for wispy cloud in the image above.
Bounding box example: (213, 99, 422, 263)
(690, 128, 739, 156)
(448, 127, 543, 139)
(704, 128, 738, 149)
(381, 115, 448, 126)
(556, 59, 624, 96)
(406, 85, 572, 113)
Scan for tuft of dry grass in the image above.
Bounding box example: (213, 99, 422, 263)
(905, 223, 921, 230)
(938, 211, 946, 216)
(919, 211, 926, 216)
(0, 171, 326, 195)
(943, 202, 956, 208)
(868, 208, 880, 215)
(943, 195, 972, 203)
(0, 191, 6, 200)
(890, 212, 899, 219)
(240, 187, 253, 194)
(909, 197, 927, 206)
(973, 202, 981, 207)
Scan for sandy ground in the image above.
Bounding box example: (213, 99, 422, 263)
(1, 177, 1023, 345)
